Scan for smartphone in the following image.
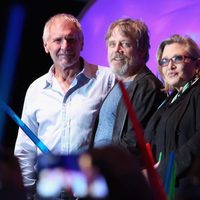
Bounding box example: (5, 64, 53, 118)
(36, 153, 108, 199)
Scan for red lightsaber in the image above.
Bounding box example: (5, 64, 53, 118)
(118, 80, 167, 200)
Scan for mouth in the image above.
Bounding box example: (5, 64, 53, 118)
(59, 53, 74, 59)
(113, 57, 124, 61)
(112, 54, 126, 62)
(167, 72, 178, 78)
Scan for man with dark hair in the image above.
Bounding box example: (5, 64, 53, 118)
(93, 18, 166, 163)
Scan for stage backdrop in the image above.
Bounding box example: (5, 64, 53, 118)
(80, 0, 200, 78)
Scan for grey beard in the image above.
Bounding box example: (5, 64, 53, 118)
(110, 63, 129, 78)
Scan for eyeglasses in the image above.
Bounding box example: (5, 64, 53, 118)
(159, 55, 196, 67)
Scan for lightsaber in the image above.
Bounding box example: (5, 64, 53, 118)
(118, 80, 167, 200)
(0, 100, 51, 154)
(0, 4, 25, 142)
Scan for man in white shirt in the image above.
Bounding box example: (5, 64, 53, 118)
(14, 13, 115, 199)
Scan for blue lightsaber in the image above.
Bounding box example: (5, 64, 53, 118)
(164, 151, 175, 194)
(0, 100, 51, 154)
(0, 4, 25, 142)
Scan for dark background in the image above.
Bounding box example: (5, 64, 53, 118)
(0, 0, 94, 151)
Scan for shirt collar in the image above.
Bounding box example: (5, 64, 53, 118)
(43, 58, 99, 89)
(80, 59, 98, 79)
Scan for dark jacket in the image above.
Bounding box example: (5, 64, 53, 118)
(112, 66, 166, 155)
(145, 77, 200, 186)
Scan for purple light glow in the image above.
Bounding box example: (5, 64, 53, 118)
(81, 0, 200, 77)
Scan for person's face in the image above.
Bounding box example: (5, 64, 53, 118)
(160, 43, 197, 91)
(44, 19, 83, 70)
(107, 26, 143, 78)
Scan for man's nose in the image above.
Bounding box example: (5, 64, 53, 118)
(61, 39, 68, 49)
(115, 43, 123, 52)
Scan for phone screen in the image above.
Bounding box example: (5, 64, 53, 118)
(36, 154, 108, 199)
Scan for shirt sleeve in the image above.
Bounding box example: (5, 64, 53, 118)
(14, 87, 38, 188)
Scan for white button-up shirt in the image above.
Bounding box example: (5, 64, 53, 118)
(14, 61, 115, 187)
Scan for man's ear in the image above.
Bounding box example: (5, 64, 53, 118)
(44, 42, 49, 54)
